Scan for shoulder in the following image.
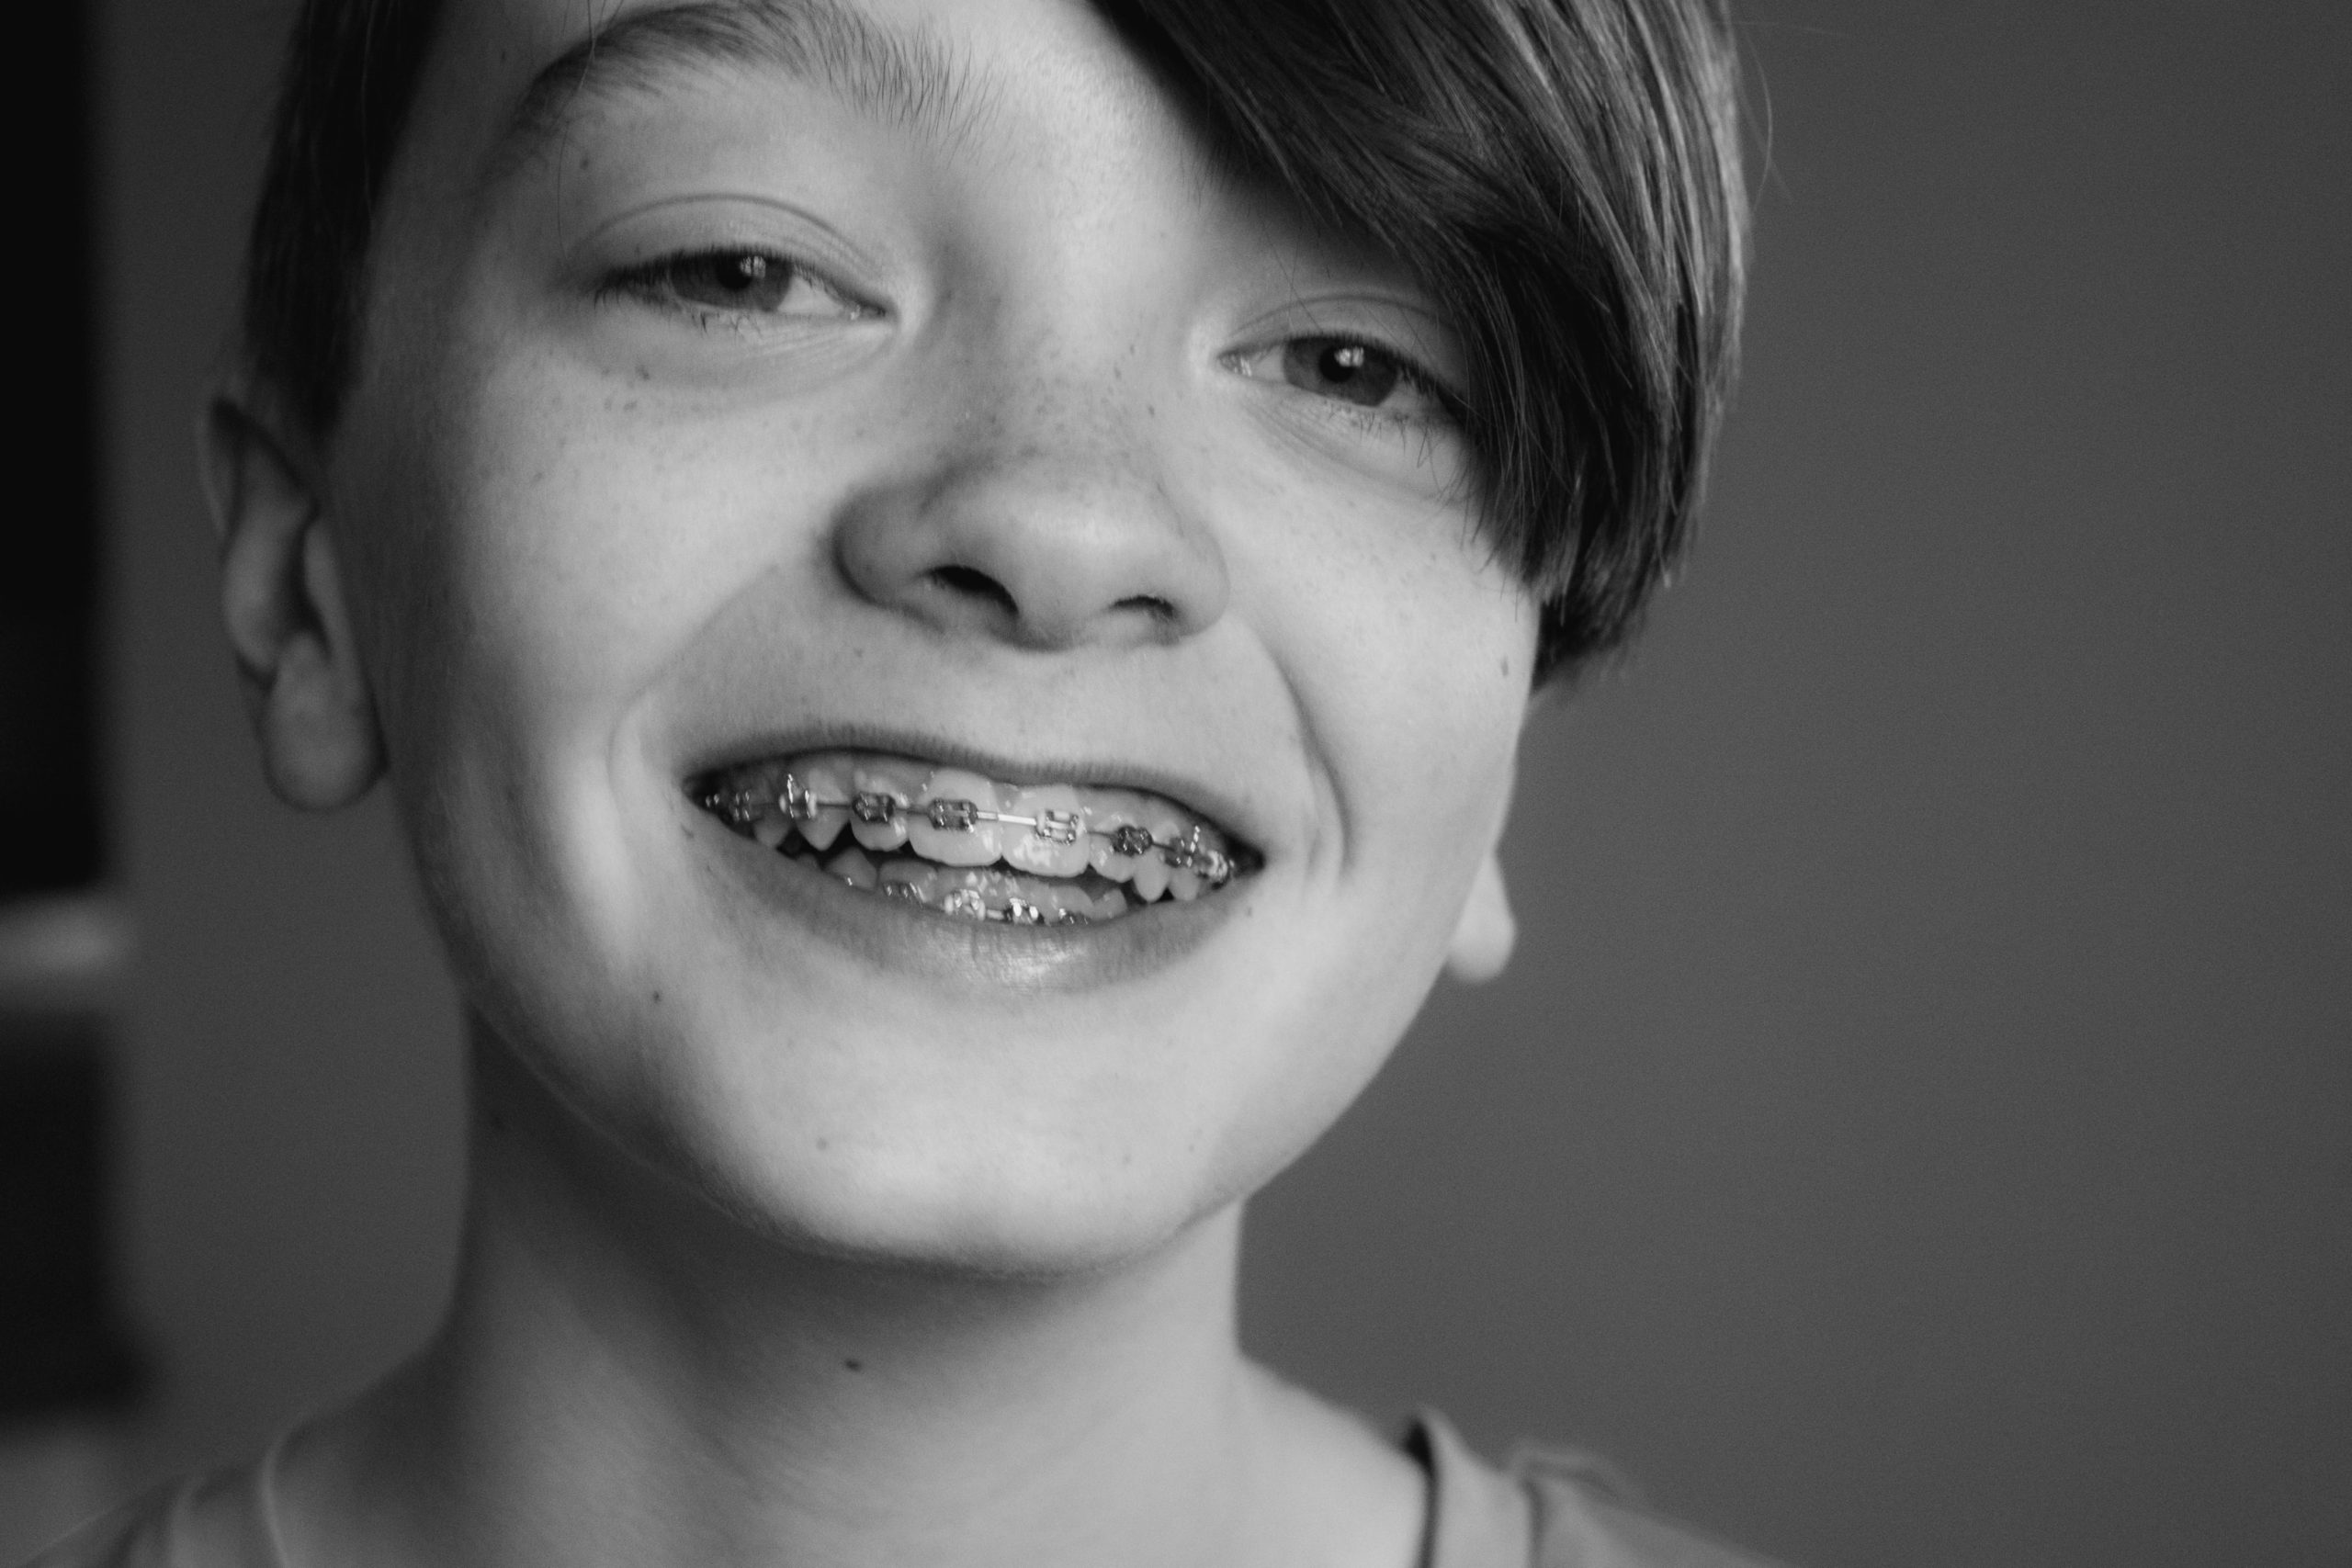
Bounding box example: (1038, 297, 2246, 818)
(1414, 1413, 1793, 1568)
(25, 1461, 280, 1568)
(1514, 1445, 1792, 1568)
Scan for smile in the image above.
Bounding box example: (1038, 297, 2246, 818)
(690, 750, 1261, 926)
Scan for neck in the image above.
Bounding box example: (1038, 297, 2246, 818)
(285, 1030, 1418, 1568)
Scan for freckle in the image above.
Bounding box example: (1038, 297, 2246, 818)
(650, 989, 662, 1004)
(816, 1136, 831, 1152)
(844, 1359, 864, 1371)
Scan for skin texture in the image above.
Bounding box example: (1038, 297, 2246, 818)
(206, 0, 1537, 1562)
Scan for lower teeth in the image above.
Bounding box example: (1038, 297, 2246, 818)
(789, 832, 1136, 924)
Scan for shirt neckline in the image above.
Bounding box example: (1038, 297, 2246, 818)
(1406, 1410, 1535, 1568)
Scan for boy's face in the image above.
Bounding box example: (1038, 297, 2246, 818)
(294, 0, 1535, 1269)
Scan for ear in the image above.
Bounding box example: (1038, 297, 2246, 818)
(201, 388, 385, 810)
(1443, 849, 1517, 984)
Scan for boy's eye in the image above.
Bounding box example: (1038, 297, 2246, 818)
(1286, 339, 1402, 406)
(606, 249, 874, 322)
(1235, 335, 1453, 423)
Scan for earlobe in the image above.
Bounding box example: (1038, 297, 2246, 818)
(1444, 850, 1516, 984)
(203, 390, 385, 810)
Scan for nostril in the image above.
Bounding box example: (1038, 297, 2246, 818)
(926, 565, 1019, 618)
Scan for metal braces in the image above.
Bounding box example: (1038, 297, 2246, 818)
(879, 881, 1062, 925)
(709, 773, 1238, 886)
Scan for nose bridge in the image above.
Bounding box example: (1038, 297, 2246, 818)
(947, 190, 1194, 492)
(836, 313, 1228, 650)
(961, 333, 1153, 508)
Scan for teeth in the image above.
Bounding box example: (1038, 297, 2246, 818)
(693, 749, 1258, 923)
(796, 756, 853, 851)
(1137, 795, 1193, 858)
(1129, 852, 1170, 903)
(846, 761, 915, 852)
(850, 811, 910, 852)
(799, 811, 850, 852)
(906, 769, 1002, 866)
(877, 858, 940, 902)
(1034, 881, 1094, 924)
(938, 866, 1022, 907)
(826, 844, 878, 890)
(1000, 784, 1091, 878)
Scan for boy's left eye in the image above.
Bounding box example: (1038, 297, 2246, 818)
(1232, 336, 1453, 423)
(604, 248, 875, 323)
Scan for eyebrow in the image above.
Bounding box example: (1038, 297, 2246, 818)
(505, 0, 987, 160)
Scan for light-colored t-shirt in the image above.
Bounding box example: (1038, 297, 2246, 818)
(1411, 1414, 1787, 1567)
(28, 1414, 1785, 1568)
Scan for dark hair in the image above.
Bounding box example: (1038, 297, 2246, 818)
(243, 0, 1747, 681)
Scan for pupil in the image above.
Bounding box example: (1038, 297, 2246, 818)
(1288, 338, 1397, 407)
(726, 254, 769, 292)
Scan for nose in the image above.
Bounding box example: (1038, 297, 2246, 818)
(834, 410, 1229, 653)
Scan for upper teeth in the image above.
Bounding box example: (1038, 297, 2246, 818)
(806, 784, 1229, 880)
(692, 751, 1254, 919)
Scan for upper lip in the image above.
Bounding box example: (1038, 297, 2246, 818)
(680, 723, 1269, 859)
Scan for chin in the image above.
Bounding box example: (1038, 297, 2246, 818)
(660, 1107, 1238, 1280)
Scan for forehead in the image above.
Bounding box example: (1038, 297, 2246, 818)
(505, 0, 989, 152)
(401, 0, 1187, 204)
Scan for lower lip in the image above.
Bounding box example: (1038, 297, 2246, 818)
(687, 807, 1245, 992)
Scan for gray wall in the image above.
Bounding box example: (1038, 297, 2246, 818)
(99, 4, 2350, 1566)
(101, 0, 465, 1490)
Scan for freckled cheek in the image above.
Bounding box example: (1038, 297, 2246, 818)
(402, 378, 781, 728)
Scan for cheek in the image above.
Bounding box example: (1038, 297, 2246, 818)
(1157, 464, 1533, 1177)
(343, 343, 843, 775)
(1204, 451, 1537, 872)
(326, 349, 798, 997)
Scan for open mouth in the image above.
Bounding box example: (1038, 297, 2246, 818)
(689, 750, 1261, 926)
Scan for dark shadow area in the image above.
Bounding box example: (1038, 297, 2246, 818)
(1, 2, 148, 1555)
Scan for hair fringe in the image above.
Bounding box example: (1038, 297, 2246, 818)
(240, 0, 1747, 682)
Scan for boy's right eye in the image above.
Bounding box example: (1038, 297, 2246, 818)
(603, 249, 878, 326)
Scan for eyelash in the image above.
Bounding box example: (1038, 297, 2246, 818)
(595, 251, 1459, 430)
(1229, 336, 1463, 431)
(596, 247, 877, 328)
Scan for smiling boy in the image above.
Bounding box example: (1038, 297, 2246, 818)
(40, 0, 1757, 1563)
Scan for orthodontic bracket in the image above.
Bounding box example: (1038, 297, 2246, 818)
(751, 773, 1246, 887)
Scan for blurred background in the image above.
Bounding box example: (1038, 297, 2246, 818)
(2, 1, 2346, 1563)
